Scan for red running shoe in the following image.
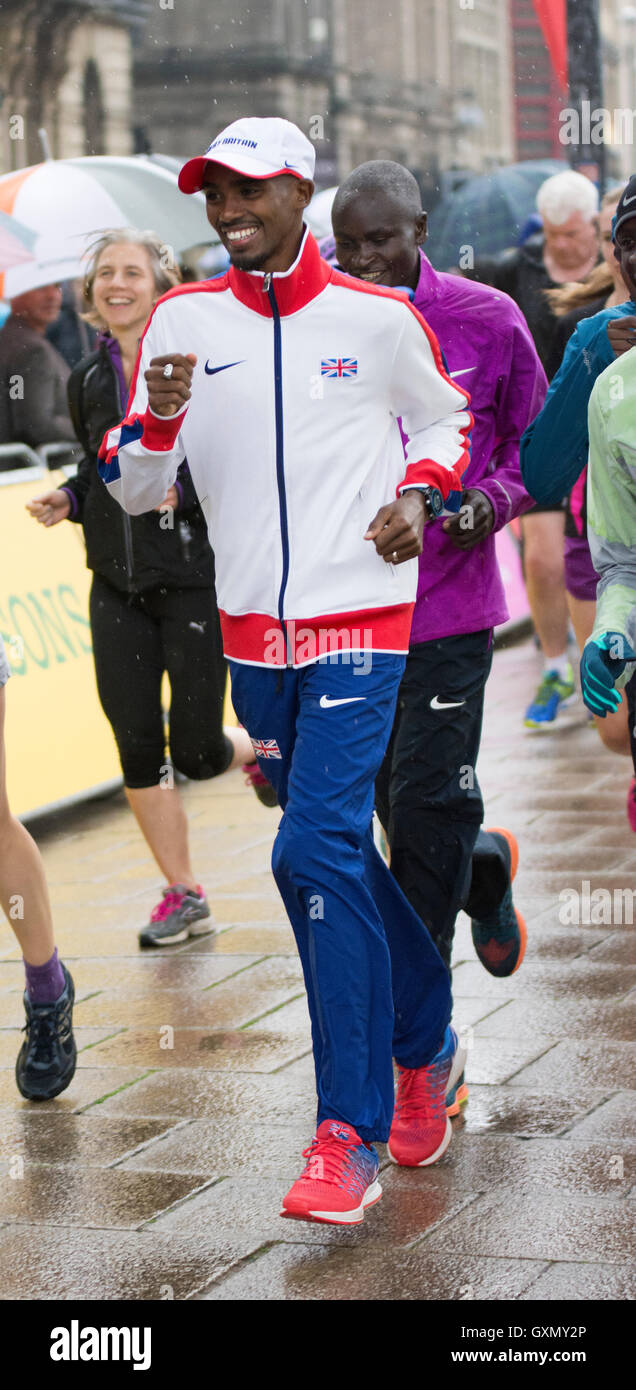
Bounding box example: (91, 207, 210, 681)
(280, 1119, 382, 1225)
(388, 1026, 466, 1167)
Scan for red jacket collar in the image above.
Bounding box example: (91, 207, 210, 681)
(228, 227, 331, 317)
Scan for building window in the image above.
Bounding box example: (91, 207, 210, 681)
(83, 59, 105, 156)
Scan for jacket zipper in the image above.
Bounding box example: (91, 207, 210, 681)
(111, 355, 136, 591)
(265, 273, 293, 667)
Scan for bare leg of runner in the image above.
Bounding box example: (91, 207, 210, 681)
(522, 511, 569, 658)
(0, 681, 76, 1099)
(568, 593, 631, 755)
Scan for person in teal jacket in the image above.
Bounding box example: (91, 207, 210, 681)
(521, 176, 636, 828)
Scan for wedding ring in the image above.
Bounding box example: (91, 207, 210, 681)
(162, 363, 174, 378)
(392, 551, 399, 561)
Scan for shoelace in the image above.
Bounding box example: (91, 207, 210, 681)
(150, 887, 188, 923)
(299, 1132, 365, 1187)
(22, 1005, 62, 1065)
(394, 1063, 446, 1124)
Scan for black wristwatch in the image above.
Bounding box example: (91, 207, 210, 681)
(405, 485, 444, 519)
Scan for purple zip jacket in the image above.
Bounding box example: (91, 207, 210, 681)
(410, 251, 546, 641)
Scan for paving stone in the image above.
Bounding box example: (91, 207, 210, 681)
(471, 996, 635, 1043)
(562, 1092, 636, 1146)
(454, 1084, 613, 1138)
(423, 1190, 636, 1264)
(515, 870, 636, 900)
(0, 1111, 183, 1167)
(452, 959, 633, 1001)
(457, 1036, 557, 1085)
(0, 1166, 211, 1227)
(518, 1262, 636, 1301)
(196, 1243, 547, 1301)
(0, 1223, 235, 1300)
(81, 996, 312, 1072)
(94, 1066, 316, 1122)
(204, 895, 287, 924)
(507, 1041, 636, 1092)
(586, 933, 636, 966)
(447, 997, 509, 1031)
(72, 957, 304, 1029)
(0, 1066, 156, 1113)
(521, 926, 608, 961)
(192, 924, 296, 954)
(119, 1118, 312, 1177)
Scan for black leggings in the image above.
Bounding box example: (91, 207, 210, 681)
(89, 574, 233, 788)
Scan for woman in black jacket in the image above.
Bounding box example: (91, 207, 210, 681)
(28, 229, 255, 947)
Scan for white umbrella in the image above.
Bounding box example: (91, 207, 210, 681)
(0, 209, 37, 273)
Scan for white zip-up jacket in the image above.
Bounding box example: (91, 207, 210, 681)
(99, 230, 472, 667)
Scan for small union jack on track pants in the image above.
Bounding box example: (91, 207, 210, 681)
(228, 651, 452, 1143)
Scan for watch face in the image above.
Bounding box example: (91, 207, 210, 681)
(428, 487, 444, 516)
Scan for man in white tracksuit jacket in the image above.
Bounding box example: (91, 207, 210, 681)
(99, 118, 473, 1225)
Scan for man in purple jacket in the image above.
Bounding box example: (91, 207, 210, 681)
(332, 164, 546, 1100)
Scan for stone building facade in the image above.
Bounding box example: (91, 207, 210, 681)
(0, 0, 136, 171)
(131, 0, 516, 195)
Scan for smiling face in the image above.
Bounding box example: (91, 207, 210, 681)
(614, 214, 636, 300)
(91, 242, 157, 338)
(202, 163, 314, 272)
(332, 189, 426, 290)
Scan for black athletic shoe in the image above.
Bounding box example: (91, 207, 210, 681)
(16, 963, 77, 1100)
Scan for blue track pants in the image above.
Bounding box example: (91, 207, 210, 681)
(229, 652, 452, 1143)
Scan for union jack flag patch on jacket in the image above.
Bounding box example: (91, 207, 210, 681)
(251, 738, 282, 759)
(320, 357, 358, 378)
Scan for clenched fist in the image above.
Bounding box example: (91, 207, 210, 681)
(26, 490, 71, 527)
(606, 315, 636, 359)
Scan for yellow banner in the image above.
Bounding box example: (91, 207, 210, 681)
(0, 469, 121, 816)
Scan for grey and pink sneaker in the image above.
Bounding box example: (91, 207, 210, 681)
(242, 761, 278, 808)
(138, 884, 213, 948)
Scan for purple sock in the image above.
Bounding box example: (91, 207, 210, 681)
(23, 948, 65, 1004)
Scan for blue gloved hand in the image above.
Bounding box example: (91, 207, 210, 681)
(580, 631, 636, 717)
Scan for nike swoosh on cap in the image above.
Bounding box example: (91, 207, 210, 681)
(430, 695, 466, 709)
(204, 360, 246, 375)
(319, 695, 367, 708)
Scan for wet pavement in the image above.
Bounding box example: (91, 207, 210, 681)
(0, 637, 634, 1301)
